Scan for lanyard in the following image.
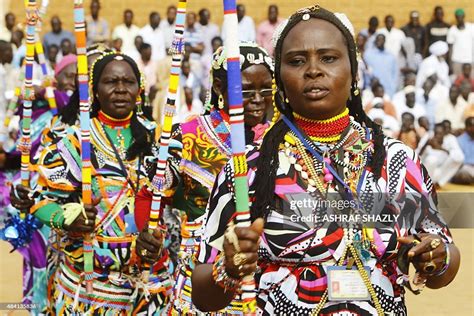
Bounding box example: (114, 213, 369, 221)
(282, 115, 354, 199)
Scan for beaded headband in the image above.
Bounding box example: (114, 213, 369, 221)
(204, 42, 274, 112)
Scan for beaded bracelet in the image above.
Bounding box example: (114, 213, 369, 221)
(434, 243, 451, 277)
(212, 254, 241, 293)
(49, 209, 64, 230)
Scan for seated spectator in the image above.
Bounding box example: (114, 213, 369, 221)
(436, 85, 467, 132)
(127, 35, 142, 63)
(417, 116, 431, 138)
(360, 16, 378, 51)
(364, 34, 398, 97)
(362, 80, 391, 108)
(364, 84, 397, 119)
(43, 16, 75, 55)
(367, 108, 400, 138)
(395, 85, 426, 121)
(416, 41, 450, 88)
(0, 12, 17, 42)
(180, 59, 201, 101)
(201, 36, 223, 90)
(398, 112, 420, 150)
(442, 120, 453, 135)
(392, 71, 423, 107)
(418, 123, 464, 188)
(452, 117, 474, 185)
(47, 44, 59, 70)
(59, 38, 74, 60)
(454, 63, 474, 90)
(112, 37, 123, 52)
(177, 87, 203, 123)
(185, 12, 205, 61)
(257, 5, 283, 56)
(136, 43, 157, 94)
(458, 79, 474, 105)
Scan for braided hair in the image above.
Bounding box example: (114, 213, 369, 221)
(251, 6, 386, 220)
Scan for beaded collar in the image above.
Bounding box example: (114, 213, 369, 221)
(98, 110, 132, 129)
(293, 108, 350, 143)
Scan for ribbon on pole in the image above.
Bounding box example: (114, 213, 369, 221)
(18, 0, 39, 187)
(222, 0, 256, 314)
(139, 0, 188, 282)
(73, 0, 94, 294)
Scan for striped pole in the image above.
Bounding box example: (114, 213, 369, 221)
(73, 0, 94, 294)
(141, 0, 187, 281)
(222, 0, 256, 314)
(35, 0, 58, 115)
(18, 0, 39, 187)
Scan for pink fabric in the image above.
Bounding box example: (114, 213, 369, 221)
(54, 54, 77, 77)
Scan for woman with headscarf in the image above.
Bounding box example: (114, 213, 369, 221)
(31, 52, 171, 315)
(134, 42, 274, 313)
(192, 6, 460, 315)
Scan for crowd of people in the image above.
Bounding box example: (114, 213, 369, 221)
(0, 1, 469, 315)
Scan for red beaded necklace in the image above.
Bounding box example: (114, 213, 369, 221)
(98, 110, 132, 129)
(293, 108, 350, 142)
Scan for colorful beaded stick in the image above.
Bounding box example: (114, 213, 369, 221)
(222, 0, 256, 313)
(73, 0, 94, 293)
(18, 0, 39, 187)
(35, 0, 58, 115)
(142, 0, 187, 280)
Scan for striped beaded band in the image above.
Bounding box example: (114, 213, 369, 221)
(293, 108, 350, 142)
(222, 0, 256, 313)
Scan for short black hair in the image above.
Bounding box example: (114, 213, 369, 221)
(139, 42, 151, 52)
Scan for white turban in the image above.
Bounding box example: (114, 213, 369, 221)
(429, 41, 449, 56)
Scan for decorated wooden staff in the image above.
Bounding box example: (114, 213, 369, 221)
(36, 0, 58, 115)
(222, 0, 256, 314)
(73, 0, 94, 294)
(139, 0, 188, 282)
(18, 0, 39, 187)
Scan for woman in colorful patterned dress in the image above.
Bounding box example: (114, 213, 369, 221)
(134, 43, 274, 313)
(192, 6, 460, 315)
(32, 52, 171, 315)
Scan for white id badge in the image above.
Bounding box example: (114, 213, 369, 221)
(327, 266, 371, 301)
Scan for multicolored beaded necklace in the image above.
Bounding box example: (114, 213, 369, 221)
(98, 110, 132, 160)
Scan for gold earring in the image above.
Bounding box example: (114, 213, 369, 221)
(218, 94, 224, 109)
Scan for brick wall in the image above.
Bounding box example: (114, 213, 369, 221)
(8, 0, 473, 38)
